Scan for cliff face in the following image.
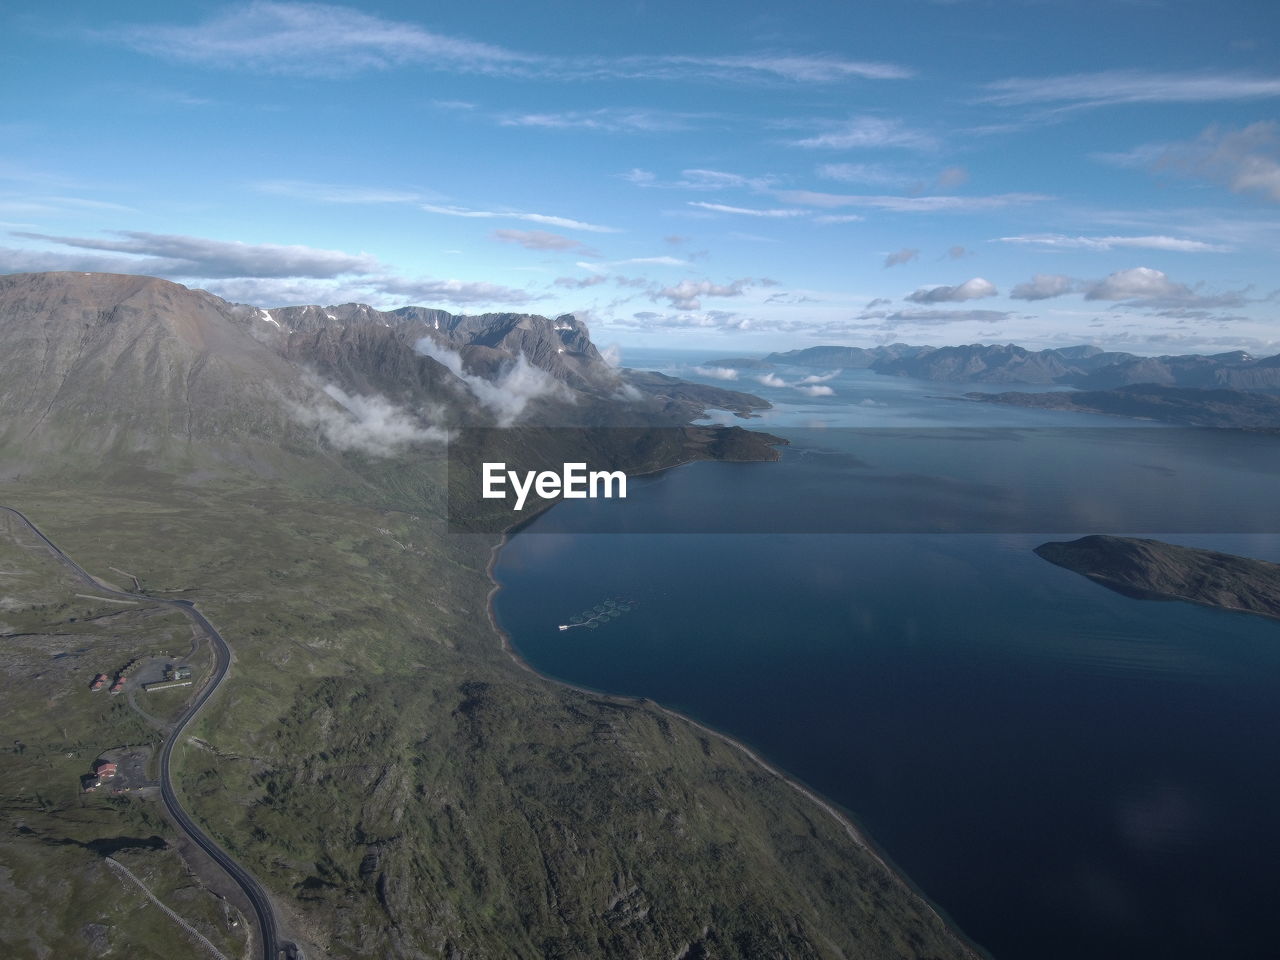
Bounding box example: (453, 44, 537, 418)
(1036, 535, 1280, 621)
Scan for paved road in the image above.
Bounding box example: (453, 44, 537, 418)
(1, 505, 286, 960)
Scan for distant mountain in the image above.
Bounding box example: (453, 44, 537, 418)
(967, 383, 1280, 428)
(763, 343, 933, 369)
(761, 341, 1280, 390)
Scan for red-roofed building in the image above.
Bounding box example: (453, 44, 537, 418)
(94, 760, 117, 778)
(90, 674, 107, 691)
(109, 678, 125, 694)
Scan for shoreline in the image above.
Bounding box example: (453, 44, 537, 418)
(480, 481, 989, 960)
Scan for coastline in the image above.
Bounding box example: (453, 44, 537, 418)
(480, 488, 990, 960)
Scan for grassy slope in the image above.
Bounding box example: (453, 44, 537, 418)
(0, 457, 978, 960)
(0, 511, 249, 960)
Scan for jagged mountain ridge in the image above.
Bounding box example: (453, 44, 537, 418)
(230, 296, 768, 423)
(0, 272, 769, 475)
(765, 342, 1280, 389)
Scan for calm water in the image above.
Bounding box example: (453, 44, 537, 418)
(492, 360, 1280, 960)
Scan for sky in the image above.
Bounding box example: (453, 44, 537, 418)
(2, 0, 1278, 354)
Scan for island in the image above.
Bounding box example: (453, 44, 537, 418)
(1035, 535, 1280, 622)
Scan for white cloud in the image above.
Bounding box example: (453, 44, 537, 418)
(816, 163, 909, 186)
(12, 229, 380, 278)
(756, 372, 787, 387)
(3, 229, 541, 309)
(119, 2, 532, 76)
(491, 229, 583, 251)
(375, 277, 538, 305)
(291, 383, 446, 455)
(905, 277, 997, 303)
(790, 116, 936, 150)
(626, 168, 776, 191)
(499, 108, 694, 133)
(983, 70, 1280, 110)
(647, 54, 912, 84)
(420, 203, 620, 233)
(798, 371, 840, 384)
(773, 191, 1047, 213)
(996, 233, 1229, 252)
(687, 201, 807, 218)
(116, 4, 912, 85)
(254, 179, 429, 204)
(795, 384, 835, 397)
(692, 365, 740, 380)
(414, 338, 568, 426)
(553, 274, 609, 289)
(1084, 267, 1192, 302)
(1010, 273, 1077, 301)
(656, 278, 757, 310)
(1156, 122, 1280, 203)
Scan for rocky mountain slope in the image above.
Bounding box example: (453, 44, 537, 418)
(232, 297, 768, 423)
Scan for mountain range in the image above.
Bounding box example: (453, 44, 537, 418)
(764, 342, 1280, 390)
(0, 272, 767, 478)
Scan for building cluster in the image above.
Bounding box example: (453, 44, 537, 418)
(81, 758, 118, 793)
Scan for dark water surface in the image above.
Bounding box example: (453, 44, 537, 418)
(492, 367, 1280, 960)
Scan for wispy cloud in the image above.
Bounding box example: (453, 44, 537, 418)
(687, 201, 807, 218)
(884, 248, 920, 267)
(115, 1, 537, 77)
(624, 168, 775, 191)
(2, 230, 540, 309)
(420, 203, 620, 233)
(996, 233, 1230, 252)
(774, 191, 1048, 213)
(982, 70, 1280, 110)
(499, 108, 697, 133)
(491, 229, 585, 252)
(113, 3, 912, 85)
(790, 116, 936, 150)
(12, 229, 380, 278)
(255, 179, 618, 234)
(255, 179, 431, 204)
(816, 163, 911, 186)
(1155, 122, 1280, 204)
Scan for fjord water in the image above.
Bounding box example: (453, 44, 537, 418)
(492, 363, 1280, 960)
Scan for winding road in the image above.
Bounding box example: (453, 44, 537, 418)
(1, 505, 287, 960)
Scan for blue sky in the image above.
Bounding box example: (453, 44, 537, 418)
(2, 1, 1278, 354)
